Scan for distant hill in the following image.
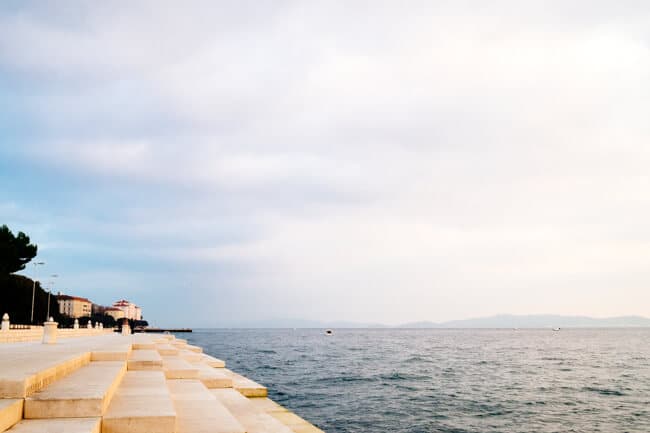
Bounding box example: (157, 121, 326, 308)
(214, 314, 650, 328)
(214, 318, 387, 329)
(399, 314, 650, 328)
(212, 314, 650, 329)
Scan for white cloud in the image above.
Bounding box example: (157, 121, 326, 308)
(2, 1, 650, 324)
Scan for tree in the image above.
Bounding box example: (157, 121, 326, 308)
(0, 225, 38, 274)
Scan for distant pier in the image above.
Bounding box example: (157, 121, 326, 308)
(140, 327, 193, 333)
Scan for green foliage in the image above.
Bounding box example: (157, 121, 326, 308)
(58, 313, 117, 329)
(0, 225, 38, 274)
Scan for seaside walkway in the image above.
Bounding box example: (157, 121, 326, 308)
(0, 331, 324, 433)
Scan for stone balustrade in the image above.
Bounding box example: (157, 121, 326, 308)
(0, 314, 114, 344)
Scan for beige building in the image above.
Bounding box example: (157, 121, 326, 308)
(104, 307, 126, 320)
(57, 295, 92, 318)
(113, 299, 142, 320)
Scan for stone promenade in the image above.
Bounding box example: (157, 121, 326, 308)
(0, 330, 324, 433)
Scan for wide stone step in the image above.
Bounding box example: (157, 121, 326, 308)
(102, 371, 176, 433)
(266, 409, 326, 433)
(195, 364, 232, 389)
(223, 369, 267, 397)
(24, 361, 126, 419)
(162, 358, 198, 379)
(5, 417, 100, 433)
(184, 344, 203, 354)
(0, 334, 135, 398)
(0, 351, 91, 398)
(156, 344, 179, 356)
(211, 389, 293, 433)
(201, 354, 226, 368)
(91, 343, 132, 361)
(131, 336, 157, 350)
(168, 379, 245, 433)
(248, 398, 326, 433)
(178, 350, 203, 363)
(127, 350, 162, 371)
(0, 399, 23, 432)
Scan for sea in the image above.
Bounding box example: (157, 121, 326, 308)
(183, 328, 650, 433)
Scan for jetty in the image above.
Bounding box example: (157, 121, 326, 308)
(0, 320, 324, 433)
(140, 328, 193, 333)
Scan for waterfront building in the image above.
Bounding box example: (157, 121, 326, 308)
(57, 294, 92, 318)
(112, 299, 142, 320)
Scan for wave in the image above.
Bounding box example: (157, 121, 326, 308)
(583, 386, 626, 396)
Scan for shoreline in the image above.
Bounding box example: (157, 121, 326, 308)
(0, 328, 325, 433)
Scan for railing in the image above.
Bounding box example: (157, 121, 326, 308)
(9, 324, 33, 330)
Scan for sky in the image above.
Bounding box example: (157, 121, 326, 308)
(1, 1, 649, 327)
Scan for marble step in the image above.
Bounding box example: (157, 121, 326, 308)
(211, 389, 294, 433)
(168, 379, 245, 433)
(195, 364, 232, 389)
(156, 344, 179, 356)
(266, 410, 326, 433)
(24, 361, 126, 419)
(184, 344, 203, 354)
(91, 343, 132, 361)
(202, 354, 226, 368)
(0, 350, 91, 398)
(178, 350, 203, 363)
(102, 371, 176, 433)
(131, 336, 157, 350)
(132, 342, 156, 350)
(0, 399, 23, 433)
(223, 369, 267, 397)
(127, 350, 162, 371)
(5, 418, 100, 433)
(161, 358, 199, 379)
(171, 341, 188, 350)
(248, 398, 326, 433)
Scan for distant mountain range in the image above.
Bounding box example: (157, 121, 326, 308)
(215, 314, 650, 329)
(398, 314, 650, 328)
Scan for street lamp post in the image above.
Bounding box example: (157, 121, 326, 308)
(46, 274, 58, 321)
(30, 262, 45, 324)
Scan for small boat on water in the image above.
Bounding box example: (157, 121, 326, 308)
(325, 329, 333, 335)
(552, 327, 561, 331)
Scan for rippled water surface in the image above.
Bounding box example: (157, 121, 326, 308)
(183, 328, 650, 433)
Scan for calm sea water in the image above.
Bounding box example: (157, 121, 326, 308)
(183, 328, 650, 433)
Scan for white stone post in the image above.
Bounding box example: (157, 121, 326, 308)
(87, 321, 92, 329)
(121, 319, 130, 336)
(99, 323, 103, 329)
(42, 317, 58, 344)
(1, 313, 9, 332)
(73, 318, 79, 329)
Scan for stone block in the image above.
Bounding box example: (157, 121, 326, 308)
(201, 354, 226, 368)
(24, 361, 126, 418)
(6, 417, 101, 433)
(102, 371, 176, 433)
(156, 344, 179, 356)
(222, 369, 267, 397)
(162, 358, 199, 379)
(168, 379, 245, 433)
(211, 388, 294, 433)
(195, 364, 232, 389)
(0, 399, 23, 432)
(127, 350, 162, 371)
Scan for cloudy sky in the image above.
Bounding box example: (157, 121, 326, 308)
(1, 1, 649, 326)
